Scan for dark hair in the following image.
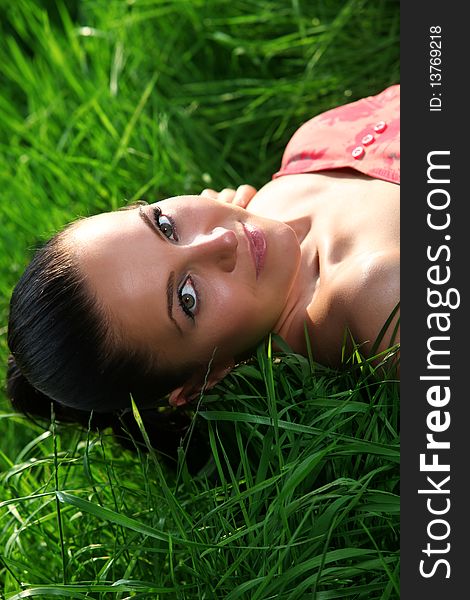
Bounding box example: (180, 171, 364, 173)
(8, 223, 192, 411)
(6, 353, 210, 471)
(6, 224, 209, 468)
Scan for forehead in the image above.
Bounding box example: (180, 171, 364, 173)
(69, 209, 133, 249)
(68, 208, 175, 355)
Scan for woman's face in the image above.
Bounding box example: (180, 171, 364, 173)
(68, 195, 301, 377)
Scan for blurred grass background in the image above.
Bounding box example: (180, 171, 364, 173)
(0, 0, 399, 598)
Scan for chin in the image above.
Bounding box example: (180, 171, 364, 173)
(279, 224, 302, 276)
(280, 220, 301, 251)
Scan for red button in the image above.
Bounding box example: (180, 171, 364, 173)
(361, 133, 375, 146)
(374, 121, 387, 133)
(352, 146, 365, 159)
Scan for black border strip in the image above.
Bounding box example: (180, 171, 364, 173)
(401, 2, 468, 597)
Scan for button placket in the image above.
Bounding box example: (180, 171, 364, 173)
(374, 121, 387, 133)
(351, 120, 387, 160)
(352, 146, 365, 159)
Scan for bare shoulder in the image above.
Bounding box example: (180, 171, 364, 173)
(341, 248, 400, 356)
(304, 248, 399, 365)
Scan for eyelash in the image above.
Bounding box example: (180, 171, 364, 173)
(152, 206, 178, 241)
(178, 276, 199, 321)
(151, 205, 199, 321)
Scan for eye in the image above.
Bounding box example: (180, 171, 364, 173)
(179, 276, 198, 320)
(153, 207, 178, 241)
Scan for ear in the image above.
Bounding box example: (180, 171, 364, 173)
(168, 361, 234, 407)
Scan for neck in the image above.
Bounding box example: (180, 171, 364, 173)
(283, 215, 311, 245)
(272, 218, 320, 352)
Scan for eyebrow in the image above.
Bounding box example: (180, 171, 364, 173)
(138, 206, 183, 336)
(167, 271, 183, 335)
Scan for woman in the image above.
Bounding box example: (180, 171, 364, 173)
(6, 85, 400, 427)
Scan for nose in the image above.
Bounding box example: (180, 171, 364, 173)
(189, 227, 238, 272)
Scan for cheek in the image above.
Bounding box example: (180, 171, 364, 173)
(208, 283, 275, 346)
(210, 279, 258, 314)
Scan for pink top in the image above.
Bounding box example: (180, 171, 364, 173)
(273, 85, 400, 184)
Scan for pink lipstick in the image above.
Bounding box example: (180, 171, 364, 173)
(242, 223, 266, 278)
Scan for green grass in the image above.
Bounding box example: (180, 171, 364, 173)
(0, 0, 399, 597)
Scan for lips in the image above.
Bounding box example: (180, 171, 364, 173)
(242, 223, 266, 278)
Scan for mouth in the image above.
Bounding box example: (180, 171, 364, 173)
(242, 223, 266, 278)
